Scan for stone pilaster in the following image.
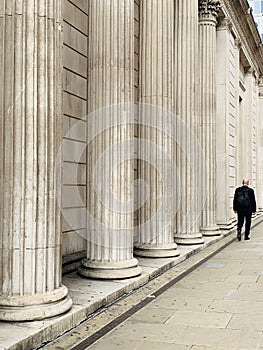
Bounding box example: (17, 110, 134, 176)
(215, 18, 235, 231)
(78, 0, 142, 278)
(0, 1, 72, 321)
(257, 76, 263, 211)
(241, 67, 256, 185)
(235, 37, 243, 196)
(199, 0, 221, 236)
(174, 0, 204, 245)
(135, 0, 180, 257)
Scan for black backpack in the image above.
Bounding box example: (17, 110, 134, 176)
(236, 188, 250, 208)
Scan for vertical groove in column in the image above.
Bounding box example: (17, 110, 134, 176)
(0, 0, 72, 321)
(79, 0, 141, 280)
(135, 0, 179, 258)
(174, 0, 204, 245)
(0, 1, 4, 297)
(199, 0, 220, 236)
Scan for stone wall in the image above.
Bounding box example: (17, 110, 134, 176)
(62, 0, 88, 258)
(216, 21, 238, 228)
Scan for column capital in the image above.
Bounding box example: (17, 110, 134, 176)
(258, 75, 263, 96)
(244, 67, 255, 76)
(234, 37, 242, 50)
(199, 0, 221, 24)
(217, 17, 232, 31)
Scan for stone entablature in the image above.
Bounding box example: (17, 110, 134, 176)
(221, 0, 263, 77)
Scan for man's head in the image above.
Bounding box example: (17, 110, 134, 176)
(242, 178, 249, 186)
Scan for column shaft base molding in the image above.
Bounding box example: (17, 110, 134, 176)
(0, 286, 72, 322)
(134, 243, 180, 258)
(217, 221, 235, 231)
(201, 226, 221, 236)
(174, 233, 204, 245)
(78, 258, 142, 280)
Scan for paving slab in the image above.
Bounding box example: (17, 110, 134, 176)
(207, 298, 263, 314)
(109, 320, 187, 343)
(176, 326, 262, 349)
(227, 313, 263, 331)
(126, 307, 174, 323)
(165, 310, 232, 328)
(164, 281, 239, 299)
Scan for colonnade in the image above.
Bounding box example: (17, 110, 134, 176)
(0, 0, 260, 322)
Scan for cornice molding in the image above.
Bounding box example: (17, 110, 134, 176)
(244, 67, 254, 75)
(220, 0, 263, 75)
(217, 17, 232, 31)
(234, 37, 242, 50)
(258, 76, 263, 96)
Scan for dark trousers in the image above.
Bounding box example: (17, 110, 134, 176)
(237, 210, 252, 237)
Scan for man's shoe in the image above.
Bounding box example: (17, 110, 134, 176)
(245, 236, 250, 240)
(237, 230, 241, 241)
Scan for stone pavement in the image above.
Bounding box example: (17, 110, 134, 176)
(1, 216, 263, 350)
(41, 218, 263, 350)
(83, 221, 263, 350)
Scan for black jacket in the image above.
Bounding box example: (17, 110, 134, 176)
(233, 185, 256, 213)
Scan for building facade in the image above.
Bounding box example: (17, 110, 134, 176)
(1, 0, 263, 324)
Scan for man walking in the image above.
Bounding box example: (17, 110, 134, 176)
(233, 179, 256, 241)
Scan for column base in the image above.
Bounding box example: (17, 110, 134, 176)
(174, 233, 204, 245)
(201, 225, 221, 236)
(217, 220, 235, 231)
(0, 286, 72, 322)
(78, 258, 142, 280)
(134, 243, 180, 258)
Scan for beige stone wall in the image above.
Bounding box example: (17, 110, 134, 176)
(251, 81, 258, 188)
(216, 25, 238, 227)
(62, 0, 88, 258)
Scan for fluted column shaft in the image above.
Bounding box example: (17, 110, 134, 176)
(199, 0, 220, 236)
(78, 0, 142, 279)
(135, 0, 179, 258)
(174, 0, 204, 245)
(0, 0, 72, 321)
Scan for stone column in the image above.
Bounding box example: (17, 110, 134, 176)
(199, 0, 221, 236)
(78, 0, 142, 279)
(174, 0, 204, 245)
(0, 1, 72, 321)
(257, 77, 263, 211)
(215, 18, 235, 230)
(134, 0, 179, 257)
